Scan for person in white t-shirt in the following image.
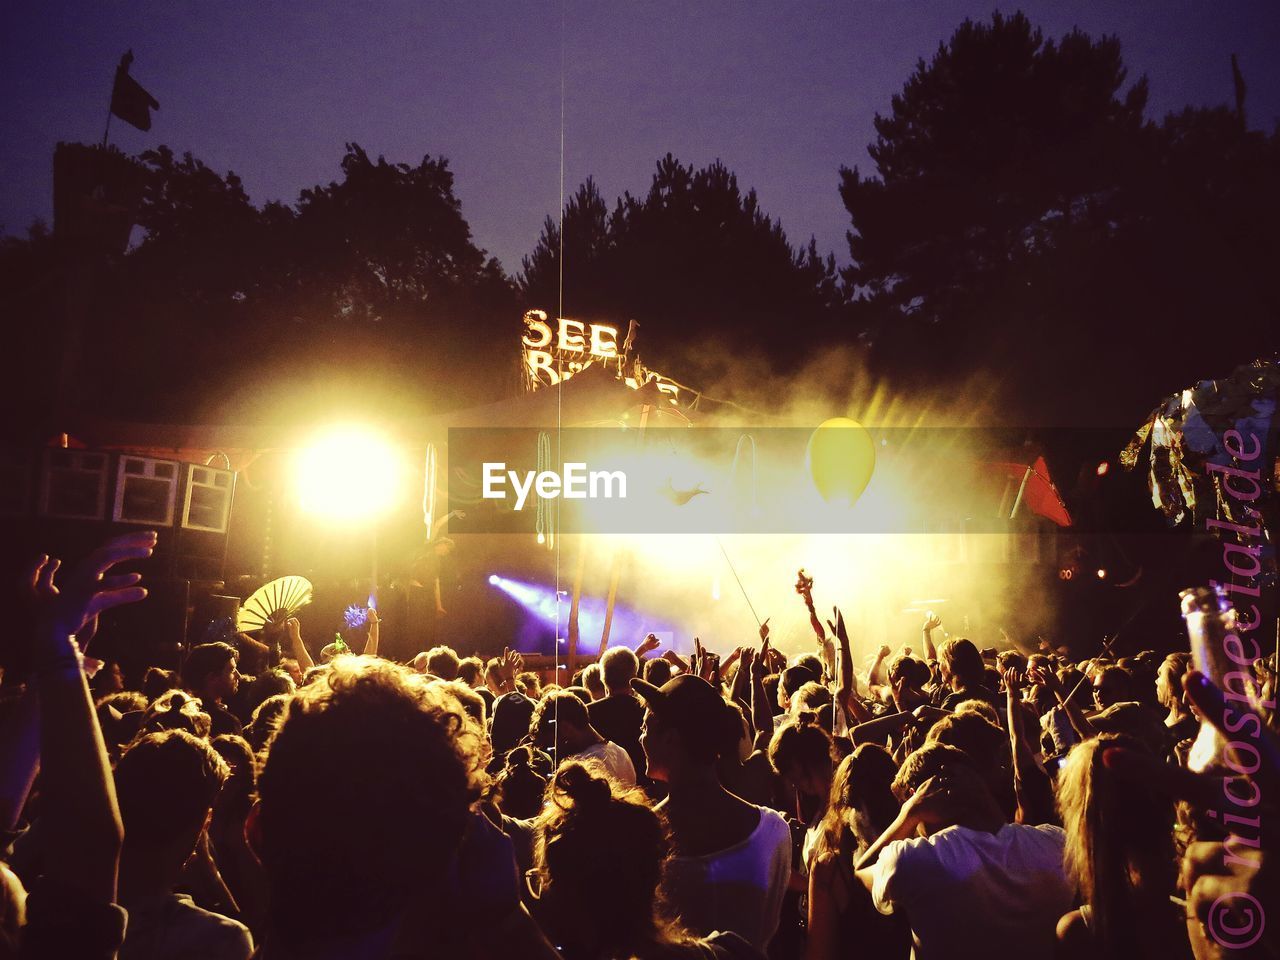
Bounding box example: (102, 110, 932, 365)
(574, 739, 637, 787)
(633, 674, 792, 950)
(531, 691, 636, 786)
(855, 743, 1072, 960)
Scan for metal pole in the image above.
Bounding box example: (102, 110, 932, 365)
(566, 541, 586, 677)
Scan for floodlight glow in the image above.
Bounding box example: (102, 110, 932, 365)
(488, 574, 499, 585)
(294, 426, 402, 522)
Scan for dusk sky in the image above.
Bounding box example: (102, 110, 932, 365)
(3, 1, 1278, 276)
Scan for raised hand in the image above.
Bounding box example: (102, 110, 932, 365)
(701, 652, 721, 685)
(25, 553, 59, 603)
(759, 618, 771, 643)
(496, 647, 522, 691)
(32, 530, 155, 644)
(1002, 666, 1024, 694)
(825, 607, 850, 648)
(923, 612, 942, 633)
(692, 640, 719, 683)
(889, 671, 908, 708)
(1183, 669, 1279, 794)
(901, 775, 952, 828)
(795, 569, 815, 604)
(1182, 841, 1275, 953)
(362, 606, 380, 657)
(661, 649, 691, 673)
(636, 633, 661, 658)
(1026, 664, 1063, 696)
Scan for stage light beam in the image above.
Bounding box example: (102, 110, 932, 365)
(488, 574, 675, 655)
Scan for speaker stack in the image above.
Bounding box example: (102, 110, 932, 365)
(0, 446, 240, 674)
(4, 448, 235, 579)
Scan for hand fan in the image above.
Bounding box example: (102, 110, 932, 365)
(235, 575, 314, 632)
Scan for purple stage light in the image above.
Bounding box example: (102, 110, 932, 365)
(486, 575, 674, 655)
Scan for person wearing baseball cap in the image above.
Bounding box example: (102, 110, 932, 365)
(632, 673, 792, 951)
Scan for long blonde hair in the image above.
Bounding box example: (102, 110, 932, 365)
(813, 744, 901, 864)
(1057, 734, 1179, 958)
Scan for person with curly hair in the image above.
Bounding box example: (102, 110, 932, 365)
(248, 657, 527, 958)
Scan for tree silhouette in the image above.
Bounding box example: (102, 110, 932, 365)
(520, 155, 845, 379)
(22, 142, 520, 422)
(842, 11, 1278, 424)
(520, 176, 612, 316)
(290, 144, 511, 325)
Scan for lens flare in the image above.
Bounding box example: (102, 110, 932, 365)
(293, 426, 403, 522)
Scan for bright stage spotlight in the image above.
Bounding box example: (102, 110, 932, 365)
(488, 574, 499, 585)
(294, 426, 402, 522)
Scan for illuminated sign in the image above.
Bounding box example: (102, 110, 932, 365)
(522, 310, 620, 385)
(520, 310, 682, 403)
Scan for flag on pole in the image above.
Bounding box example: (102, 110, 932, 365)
(1230, 54, 1247, 121)
(987, 456, 1073, 527)
(110, 51, 159, 131)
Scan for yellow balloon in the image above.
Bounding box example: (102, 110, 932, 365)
(807, 418, 876, 505)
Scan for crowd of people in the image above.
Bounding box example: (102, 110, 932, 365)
(0, 531, 1276, 960)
